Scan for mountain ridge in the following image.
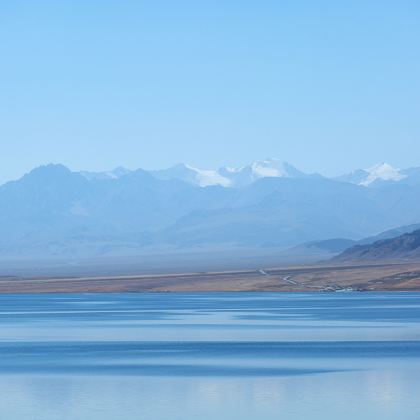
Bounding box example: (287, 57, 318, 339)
(335, 229, 420, 261)
(5, 160, 420, 189)
(77, 160, 420, 189)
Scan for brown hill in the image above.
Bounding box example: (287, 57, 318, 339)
(335, 229, 420, 261)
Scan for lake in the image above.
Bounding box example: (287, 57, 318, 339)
(0, 292, 419, 420)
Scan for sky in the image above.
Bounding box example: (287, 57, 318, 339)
(0, 0, 419, 183)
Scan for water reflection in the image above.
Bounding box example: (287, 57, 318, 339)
(0, 293, 419, 420)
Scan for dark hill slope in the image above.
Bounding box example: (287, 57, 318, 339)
(335, 229, 420, 261)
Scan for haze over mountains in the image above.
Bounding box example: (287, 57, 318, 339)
(1, 159, 420, 260)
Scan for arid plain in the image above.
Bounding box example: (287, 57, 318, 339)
(1, 261, 420, 293)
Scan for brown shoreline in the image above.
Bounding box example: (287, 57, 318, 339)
(1, 261, 420, 293)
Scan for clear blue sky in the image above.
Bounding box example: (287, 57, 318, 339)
(1, 0, 419, 183)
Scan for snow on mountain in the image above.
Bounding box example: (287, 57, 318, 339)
(76, 159, 314, 188)
(80, 161, 411, 189)
(151, 164, 231, 187)
(183, 164, 231, 187)
(190, 166, 232, 187)
(151, 160, 309, 188)
(76, 161, 412, 189)
(360, 163, 406, 186)
(219, 159, 307, 187)
(251, 159, 305, 178)
(336, 163, 406, 187)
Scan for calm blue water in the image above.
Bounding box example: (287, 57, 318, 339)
(0, 292, 419, 420)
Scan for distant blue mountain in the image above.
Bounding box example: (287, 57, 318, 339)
(1, 162, 420, 258)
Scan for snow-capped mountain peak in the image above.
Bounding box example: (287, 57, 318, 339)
(335, 163, 407, 187)
(360, 163, 406, 186)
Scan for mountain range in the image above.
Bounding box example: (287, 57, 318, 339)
(1, 159, 420, 259)
(83, 159, 315, 188)
(80, 160, 420, 188)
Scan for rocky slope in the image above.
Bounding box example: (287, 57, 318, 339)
(335, 229, 420, 261)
